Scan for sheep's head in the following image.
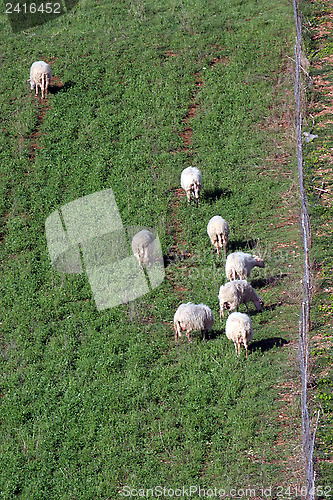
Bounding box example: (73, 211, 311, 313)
(255, 297, 264, 312)
(253, 255, 265, 268)
(28, 78, 35, 90)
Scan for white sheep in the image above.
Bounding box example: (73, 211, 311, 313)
(28, 61, 51, 99)
(218, 279, 264, 319)
(225, 312, 253, 358)
(131, 229, 155, 267)
(180, 166, 202, 207)
(207, 215, 229, 258)
(174, 302, 214, 345)
(225, 251, 265, 281)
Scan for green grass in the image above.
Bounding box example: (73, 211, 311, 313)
(0, 0, 305, 497)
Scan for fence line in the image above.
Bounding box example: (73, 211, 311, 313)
(292, 1, 316, 497)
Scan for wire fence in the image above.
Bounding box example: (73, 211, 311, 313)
(292, 1, 317, 498)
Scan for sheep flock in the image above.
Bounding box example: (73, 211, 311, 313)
(29, 59, 267, 358)
(176, 167, 266, 356)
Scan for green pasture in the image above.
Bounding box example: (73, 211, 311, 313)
(0, 0, 305, 497)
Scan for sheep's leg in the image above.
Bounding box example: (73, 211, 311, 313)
(41, 74, 45, 98)
(142, 248, 148, 267)
(136, 253, 143, 268)
(186, 330, 193, 343)
(212, 237, 218, 254)
(234, 342, 238, 355)
(245, 302, 249, 313)
(192, 187, 198, 207)
(218, 235, 226, 258)
(238, 342, 241, 356)
(45, 77, 49, 99)
(220, 307, 224, 321)
(175, 322, 181, 345)
(244, 343, 248, 358)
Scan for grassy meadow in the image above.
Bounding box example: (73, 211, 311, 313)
(0, 0, 307, 497)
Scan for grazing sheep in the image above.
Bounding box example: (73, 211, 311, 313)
(218, 279, 264, 319)
(174, 302, 214, 345)
(180, 166, 202, 207)
(225, 312, 253, 358)
(28, 61, 51, 99)
(131, 229, 155, 267)
(225, 251, 265, 281)
(207, 215, 229, 258)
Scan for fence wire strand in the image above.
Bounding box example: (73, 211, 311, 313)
(292, 0, 316, 497)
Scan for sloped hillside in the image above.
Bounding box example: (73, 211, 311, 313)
(0, 0, 307, 497)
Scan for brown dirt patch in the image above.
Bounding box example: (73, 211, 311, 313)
(165, 54, 225, 276)
(28, 102, 50, 162)
(50, 75, 65, 92)
(165, 53, 227, 302)
(179, 72, 203, 152)
(164, 51, 179, 58)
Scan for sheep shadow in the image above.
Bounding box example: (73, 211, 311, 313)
(204, 329, 222, 341)
(48, 80, 76, 95)
(250, 274, 288, 289)
(202, 187, 232, 203)
(248, 307, 267, 317)
(211, 256, 227, 268)
(228, 238, 258, 252)
(175, 329, 221, 346)
(264, 301, 284, 312)
(249, 337, 288, 353)
(163, 252, 191, 268)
